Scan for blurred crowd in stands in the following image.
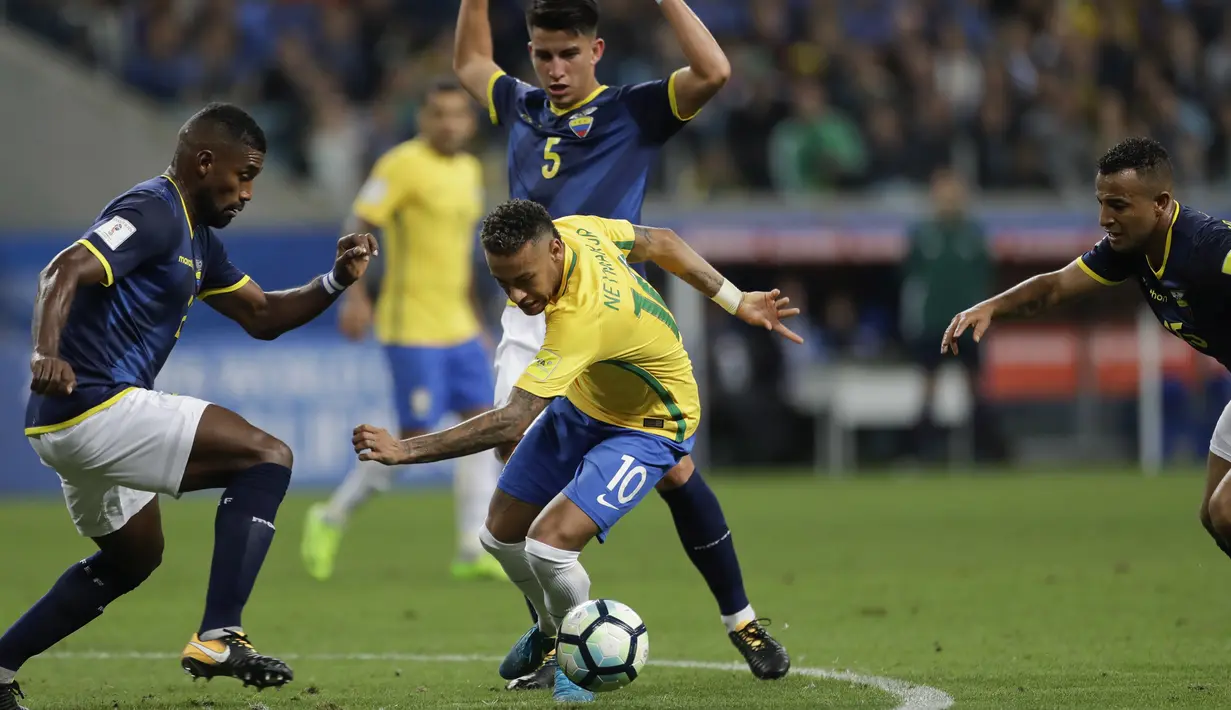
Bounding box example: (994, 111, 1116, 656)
(10, 0, 1231, 199)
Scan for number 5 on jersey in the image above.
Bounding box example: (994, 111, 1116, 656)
(542, 137, 562, 179)
(596, 454, 648, 510)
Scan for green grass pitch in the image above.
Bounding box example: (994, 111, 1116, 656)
(2, 471, 1230, 709)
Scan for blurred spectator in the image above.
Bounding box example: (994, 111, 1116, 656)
(13, 0, 1231, 201)
(900, 168, 1000, 462)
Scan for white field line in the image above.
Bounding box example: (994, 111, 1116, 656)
(44, 651, 954, 710)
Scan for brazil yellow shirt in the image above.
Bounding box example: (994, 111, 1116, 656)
(353, 139, 484, 346)
(515, 216, 700, 443)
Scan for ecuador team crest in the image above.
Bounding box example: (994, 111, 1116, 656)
(569, 114, 594, 138)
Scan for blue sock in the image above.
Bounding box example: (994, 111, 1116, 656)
(0, 552, 147, 673)
(199, 463, 291, 635)
(659, 471, 750, 616)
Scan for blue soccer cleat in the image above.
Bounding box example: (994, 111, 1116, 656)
(499, 625, 553, 680)
(551, 660, 595, 703)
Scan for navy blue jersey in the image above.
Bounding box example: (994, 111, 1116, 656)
(487, 70, 693, 276)
(1079, 202, 1231, 369)
(25, 175, 249, 434)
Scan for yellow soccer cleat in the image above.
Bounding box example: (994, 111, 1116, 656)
(181, 632, 292, 689)
(451, 552, 509, 581)
(301, 503, 344, 581)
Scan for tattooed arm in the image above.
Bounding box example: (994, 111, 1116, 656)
(625, 224, 725, 297)
(942, 258, 1112, 354)
(988, 258, 1109, 318)
(354, 388, 551, 465)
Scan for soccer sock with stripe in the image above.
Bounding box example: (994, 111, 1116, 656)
(524, 539, 590, 638)
(0, 550, 149, 677)
(658, 469, 754, 631)
(199, 462, 291, 637)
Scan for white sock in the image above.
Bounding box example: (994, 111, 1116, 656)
(454, 453, 501, 561)
(721, 604, 757, 633)
(479, 526, 550, 624)
(198, 626, 243, 642)
(323, 460, 396, 526)
(0, 666, 15, 684)
(524, 538, 590, 638)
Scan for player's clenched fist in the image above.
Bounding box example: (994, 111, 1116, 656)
(353, 424, 406, 465)
(333, 233, 380, 286)
(30, 352, 76, 396)
(736, 289, 804, 344)
(941, 303, 995, 355)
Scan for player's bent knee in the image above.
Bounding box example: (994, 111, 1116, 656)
(655, 456, 695, 493)
(254, 433, 293, 469)
(1207, 481, 1231, 532)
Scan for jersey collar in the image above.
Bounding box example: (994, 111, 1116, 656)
(548, 85, 608, 116)
(161, 173, 195, 238)
(1147, 200, 1180, 279)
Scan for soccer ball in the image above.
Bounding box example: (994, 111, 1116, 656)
(556, 599, 649, 692)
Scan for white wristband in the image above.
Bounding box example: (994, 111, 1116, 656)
(321, 271, 345, 295)
(711, 278, 741, 315)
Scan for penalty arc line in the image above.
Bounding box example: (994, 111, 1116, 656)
(44, 651, 954, 710)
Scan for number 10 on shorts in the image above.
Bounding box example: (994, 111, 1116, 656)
(599, 455, 648, 509)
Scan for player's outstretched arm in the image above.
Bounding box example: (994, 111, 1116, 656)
(627, 224, 802, 343)
(28, 244, 110, 395)
(205, 233, 378, 341)
(354, 387, 551, 465)
(657, 0, 731, 119)
(454, 0, 503, 108)
(941, 257, 1111, 355)
(337, 217, 381, 341)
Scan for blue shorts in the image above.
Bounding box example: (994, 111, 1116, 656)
(498, 398, 694, 541)
(383, 338, 494, 432)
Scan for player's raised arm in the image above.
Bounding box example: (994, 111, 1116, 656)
(657, 0, 731, 120)
(941, 257, 1116, 355)
(336, 215, 381, 341)
(624, 223, 802, 343)
(354, 388, 552, 466)
(453, 0, 503, 110)
(203, 233, 378, 341)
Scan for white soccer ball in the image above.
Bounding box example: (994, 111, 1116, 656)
(556, 599, 649, 692)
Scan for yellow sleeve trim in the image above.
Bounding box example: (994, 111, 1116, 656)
(1221, 250, 1231, 276)
(199, 274, 251, 299)
(667, 69, 701, 122)
(1076, 257, 1124, 286)
(487, 70, 506, 126)
(25, 387, 136, 436)
(76, 239, 115, 287)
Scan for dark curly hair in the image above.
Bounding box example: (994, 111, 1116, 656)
(527, 0, 599, 36)
(481, 199, 558, 256)
(1097, 137, 1172, 186)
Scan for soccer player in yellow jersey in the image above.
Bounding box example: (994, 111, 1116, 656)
(302, 81, 505, 582)
(353, 199, 801, 702)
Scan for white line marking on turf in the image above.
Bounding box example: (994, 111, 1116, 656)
(45, 651, 954, 710)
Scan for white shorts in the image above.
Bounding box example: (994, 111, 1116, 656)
(1213, 400, 1231, 461)
(494, 304, 547, 408)
(28, 388, 211, 538)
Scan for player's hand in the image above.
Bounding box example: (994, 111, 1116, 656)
(353, 424, 407, 465)
(736, 289, 804, 344)
(338, 292, 373, 341)
(333, 233, 380, 287)
(30, 353, 77, 396)
(941, 303, 994, 355)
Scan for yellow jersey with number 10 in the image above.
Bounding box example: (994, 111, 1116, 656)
(514, 216, 700, 443)
(352, 139, 484, 347)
